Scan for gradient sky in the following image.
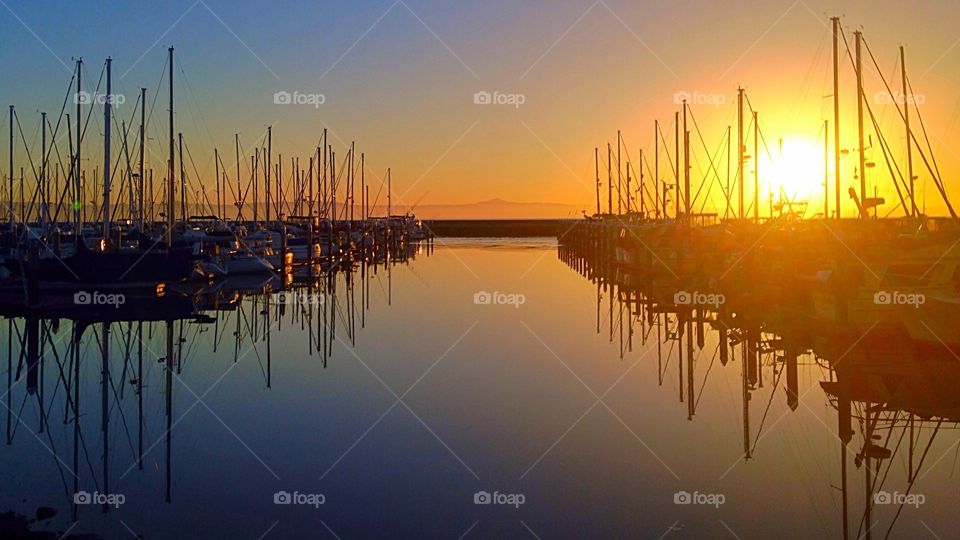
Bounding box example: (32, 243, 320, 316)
(2, 0, 960, 217)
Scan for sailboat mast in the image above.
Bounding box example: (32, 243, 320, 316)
(683, 100, 690, 217)
(102, 58, 112, 246)
(41, 112, 46, 227)
(654, 121, 659, 219)
(235, 134, 241, 220)
(855, 31, 867, 218)
(674, 111, 679, 219)
(617, 130, 621, 215)
(638, 150, 644, 216)
(824, 120, 829, 218)
(607, 143, 612, 214)
(8, 105, 13, 233)
(166, 47, 175, 249)
(901, 46, 916, 217)
(139, 87, 146, 231)
(594, 147, 599, 216)
(266, 126, 272, 223)
(738, 87, 744, 220)
(75, 59, 82, 231)
(322, 128, 327, 219)
(215, 148, 220, 220)
(832, 16, 841, 219)
(178, 133, 185, 220)
(753, 110, 759, 223)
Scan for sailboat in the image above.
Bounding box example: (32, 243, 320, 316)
(4, 55, 195, 291)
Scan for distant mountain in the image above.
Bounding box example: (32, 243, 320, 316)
(371, 198, 587, 219)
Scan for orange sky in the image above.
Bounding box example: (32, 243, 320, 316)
(3, 0, 960, 218)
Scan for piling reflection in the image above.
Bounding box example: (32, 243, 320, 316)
(559, 232, 960, 540)
(0, 241, 427, 533)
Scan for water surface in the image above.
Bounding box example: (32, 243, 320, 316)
(0, 238, 956, 539)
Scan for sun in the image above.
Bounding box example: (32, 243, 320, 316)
(763, 138, 824, 203)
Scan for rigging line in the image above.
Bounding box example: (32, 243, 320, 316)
(874, 411, 909, 492)
(882, 419, 942, 540)
(791, 26, 830, 120)
(182, 137, 217, 216)
(691, 134, 727, 215)
(177, 62, 219, 160)
(78, 60, 106, 152)
(105, 104, 141, 221)
(692, 343, 719, 410)
(863, 97, 910, 216)
(751, 358, 784, 452)
(907, 74, 955, 218)
(656, 117, 678, 180)
(106, 350, 138, 459)
(215, 151, 240, 207)
(688, 109, 728, 211)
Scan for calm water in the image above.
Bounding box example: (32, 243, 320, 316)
(1, 238, 957, 539)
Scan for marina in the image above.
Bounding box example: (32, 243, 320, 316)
(2, 2, 960, 539)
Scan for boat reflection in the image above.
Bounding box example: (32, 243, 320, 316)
(0, 241, 427, 530)
(559, 239, 960, 540)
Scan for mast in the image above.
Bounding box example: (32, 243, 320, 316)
(266, 126, 272, 223)
(234, 134, 241, 221)
(594, 147, 599, 216)
(41, 112, 46, 228)
(214, 148, 220, 220)
(7, 105, 12, 233)
(855, 31, 867, 218)
(824, 120, 829, 218)
(607, 143, 612, 214)
(178, 133, 185, 220)
(832, 17, 841, 219)
(74, 59, 82, 231)
(253, 150, 259, 224)
(674, 112, 679, 219)
(638, 151, 644, 217)
(139, 87, 146, 231)
(322, 129, 327, 219)
(617, 130, 622, 215)
(753, 110, 759, 223)
(102, 58, 112, 246)
(166, 47, 174, 249)
(654, 121, 659, 219)
(361, 152, 365, 221)
(683, 100, 690, 217)
(387, 167, 391, 217)
(901, 46, 916, 217)
(738, 87, 745, 220)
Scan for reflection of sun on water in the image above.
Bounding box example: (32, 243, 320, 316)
(763, 138, 824, 202)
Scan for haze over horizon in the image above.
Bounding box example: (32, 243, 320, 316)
(3, 0, 960, 218)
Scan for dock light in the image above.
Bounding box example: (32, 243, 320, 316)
(156, 283, 166, 297)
